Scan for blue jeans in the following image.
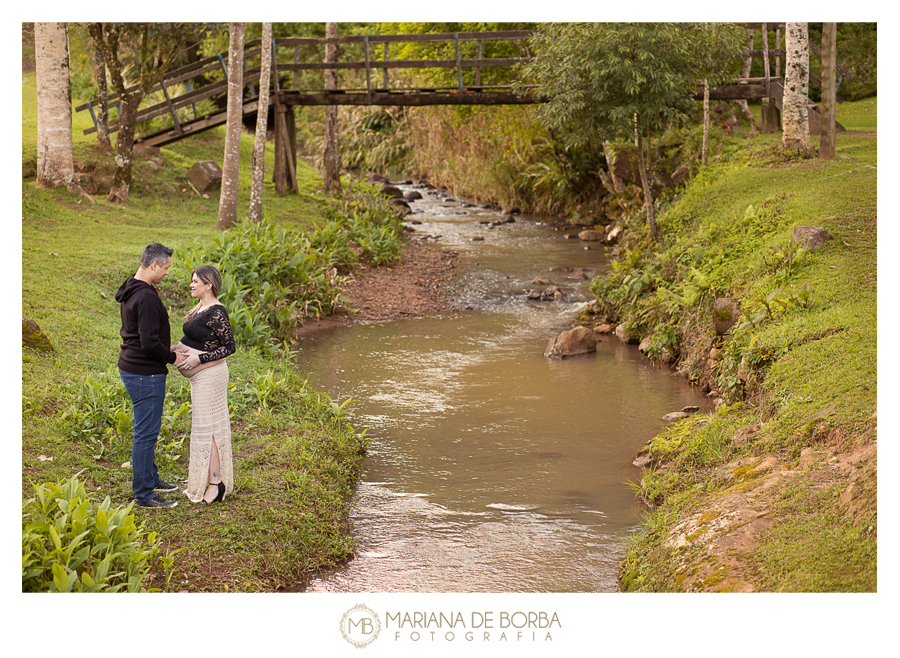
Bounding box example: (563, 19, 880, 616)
(119, 369, 167, 503)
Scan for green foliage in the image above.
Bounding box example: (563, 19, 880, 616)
(741, 24, 875, 104)
(372, 23, 536, 89)
(587, 153, 824, 381)
(512, 137, 608, 214)
(171, 217, 350, 352)
(522, 22, 746, 235)
(523, 23, 747, 146)
(762, 241, 807, 281)
(339, 107, 411, 173)
(60, 360, 367, 477)
(22, 475, 174, 592)
(320, 180, 405, 267)
(234, 363, 369, 451)
(748, 23, 877, 103)
(237, 369, 294, 412)
(60, 369, 191, 464)
(614, 123, 876, 591)
(644, 322, 680, 358)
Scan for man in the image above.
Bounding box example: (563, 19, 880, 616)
(115, 242, 187, 508)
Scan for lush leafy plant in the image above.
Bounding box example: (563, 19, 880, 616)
(22, 475, 175, 592)
(60, 369, 191, 463)
(338, 107, 411, 174)
(171, 217, 349, 352)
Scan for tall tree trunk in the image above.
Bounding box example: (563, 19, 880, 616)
(323, 21, 341, 194)
(635, 124, 658, 238)
(248, 22, 272, 223)
(602, 141, 624, 194)
(736, 29, 757, 134)
(782, 22, 811, 154)
(107, 94, 137, 204)
(35, 22, 74, 189)
(701, 78, 710, 165)
(217, 22, 246, 231)
(819, 22, 838, 160)
(88, 23, 141, 205)
(93, 44, 111, 149)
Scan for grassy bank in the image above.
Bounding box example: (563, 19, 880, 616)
(599, 100, 878, 591)
(21, 75, 389, 591)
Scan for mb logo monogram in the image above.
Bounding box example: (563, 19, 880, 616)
(340, 604, 382, 648)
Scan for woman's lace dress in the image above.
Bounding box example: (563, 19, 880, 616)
(180, 305, 236, 502)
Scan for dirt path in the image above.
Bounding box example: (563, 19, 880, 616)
(298, 242, 459, 334)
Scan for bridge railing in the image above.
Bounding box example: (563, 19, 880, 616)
(271, 30, 535, 98)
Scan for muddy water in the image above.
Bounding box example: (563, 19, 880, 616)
(295, 188, 708, 592)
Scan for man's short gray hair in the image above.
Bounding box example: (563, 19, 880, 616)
(140, 243, 174, 268)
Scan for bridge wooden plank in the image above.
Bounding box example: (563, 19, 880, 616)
(77, 25, 854, 148)
(692, 84, 768, 100)
(277, 91, 540, 106)
(272, 30, 535, 47)
(83, 72, 262, 135)
(277, 57, 526, 72)
(136, 97, 265, 147)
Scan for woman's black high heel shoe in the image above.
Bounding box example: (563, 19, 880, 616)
(202, 481, 225, 503)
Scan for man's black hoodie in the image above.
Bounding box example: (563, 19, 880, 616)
(115, 275, 177, 375)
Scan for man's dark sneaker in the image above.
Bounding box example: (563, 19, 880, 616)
(137, 496, 178, 509)
(154, 480, 178, 493)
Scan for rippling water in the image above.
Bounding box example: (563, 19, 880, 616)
(294, 187, 709, 592)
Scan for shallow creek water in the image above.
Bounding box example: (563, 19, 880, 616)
(295, 187, 708, 592)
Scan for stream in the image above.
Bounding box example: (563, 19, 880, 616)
(294, 185, 709, 592)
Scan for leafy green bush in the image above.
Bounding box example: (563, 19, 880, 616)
(60, 368, 191, 463)
(351, 219, 403, 266)
(173, 217, 349, 353)
(586, 159, 821, 387)
(329, 180, 405, 260)
(22, 475, 173, 592)
(309, 220, 361, 271)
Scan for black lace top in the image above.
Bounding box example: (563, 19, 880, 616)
(180, 304, 236, 363)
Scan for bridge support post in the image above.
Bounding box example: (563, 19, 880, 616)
(760, 24, 780, 134)
(819, 22, 837, 160)
(273, 104, 298, 195)
(761, 99, 781, 133)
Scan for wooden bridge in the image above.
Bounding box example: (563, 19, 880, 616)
(75, 24, 852, 190)
(76, 30, 541, 147)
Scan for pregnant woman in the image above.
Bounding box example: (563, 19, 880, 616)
(175, 264, 236, 504)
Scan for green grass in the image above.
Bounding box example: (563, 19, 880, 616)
(612, 102, 877, 592)
(750, 473, 877, 592)
(835, 95, 877, 132)
(22, 75, 371, 591)
(746, 95, 877, 133)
